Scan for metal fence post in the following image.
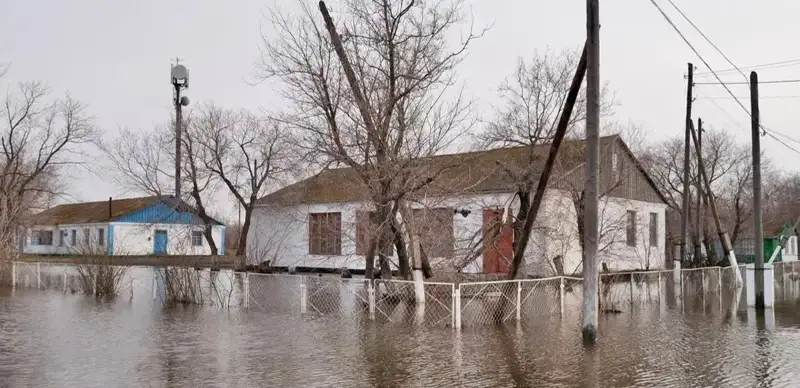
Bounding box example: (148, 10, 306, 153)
(454, 286, 462, 329)
(243, 273, 250, 308)
(36, 262, 41, 289)
(63, 266, 68, 293)
(657, 272, 661, 303)
(368, 280, 376, 320)
(630, 273, 635, 305)
(93, 270, 97, 296)
(717, 267, 722, 293)
(300, 276, 308, 314)
(559, 276, 566, 317)
(11, 261, 16, 289)
(515, 281, 522, 321)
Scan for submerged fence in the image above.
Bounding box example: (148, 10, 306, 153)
(8, 261, 800, 329)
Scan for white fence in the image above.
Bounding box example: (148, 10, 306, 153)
(9, 261, 800, 329)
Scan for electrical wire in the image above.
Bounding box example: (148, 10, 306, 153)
(695, 59, 800, 77)
(665, 0, 748, 82)
(696, 95, 800, 100)
(695, 79, 800, 85)
(649, 0, 800, 157)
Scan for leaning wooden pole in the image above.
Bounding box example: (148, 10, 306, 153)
(583, 0, 600, 345)
(504, 44, 588, 280)
(689, 120, 742, 287)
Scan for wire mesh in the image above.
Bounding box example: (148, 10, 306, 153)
(458, 281, 519, 326)
(374, 280, 454, 327)
(630, 271, 666, 306)
(518, 278, 562, 319)
(305, 276, 371, 321)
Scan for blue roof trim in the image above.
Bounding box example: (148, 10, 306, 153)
(112, 201, 224, 225)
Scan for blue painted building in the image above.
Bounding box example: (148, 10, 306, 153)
(24, 195, 226, 256)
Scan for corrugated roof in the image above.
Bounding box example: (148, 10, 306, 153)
(258, 135, 667, 206)
(25, 195, 215, 226)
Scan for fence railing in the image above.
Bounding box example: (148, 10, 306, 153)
(9, 261, 800, 329)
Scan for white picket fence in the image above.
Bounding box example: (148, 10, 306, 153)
(9, 261, 800, 329)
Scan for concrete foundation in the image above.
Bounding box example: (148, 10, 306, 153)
(745, 263, 774, 308)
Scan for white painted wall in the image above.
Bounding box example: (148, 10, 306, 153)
(783, 235, 798, 262)
(112, 223, 225, 256)
(248, 189, 668, 275)
(23, 223, 225, 256)
(23, 223, 109, 255)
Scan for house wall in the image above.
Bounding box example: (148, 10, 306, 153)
(23, 223, 225, 256)
(111, 223, 225, 256)
(23, 223, 110, 255)
(247, 189, 667, 275)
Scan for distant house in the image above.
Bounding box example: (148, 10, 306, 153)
(248, 135, 669, 276)
(23, 195, 226, 256)
(733, 222, 799, 263)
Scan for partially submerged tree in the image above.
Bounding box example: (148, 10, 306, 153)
(256, 0, 482, 279)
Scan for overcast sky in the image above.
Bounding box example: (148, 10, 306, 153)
(2, 0, 799, 221)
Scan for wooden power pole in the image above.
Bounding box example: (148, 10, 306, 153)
(689, 120, 742, 287)
(694, 118, 704, 265)
(681, 63, 694, 268)
(582, 0, 600, 345)
(750, 71, 765, 309)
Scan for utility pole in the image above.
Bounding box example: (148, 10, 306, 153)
(170, 59, 190, 199)
(751, 71, 765, 309)
(689, 120, 742, 287)
(582, 0, 600, 345)
(694, 118, 704, 265)
(681, 63, 694, 268)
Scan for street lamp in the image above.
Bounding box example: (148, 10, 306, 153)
(170, 60, 190, 199)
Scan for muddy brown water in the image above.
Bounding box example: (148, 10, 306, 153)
(2, 268, 800, 387)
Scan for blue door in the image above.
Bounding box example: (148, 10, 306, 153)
(154, 230, 168, 255)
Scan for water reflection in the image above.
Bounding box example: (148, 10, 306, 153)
(4, 275, 800, 387)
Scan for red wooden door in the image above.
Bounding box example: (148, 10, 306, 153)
(483, 209, 514, 274)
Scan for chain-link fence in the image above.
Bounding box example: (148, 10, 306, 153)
(6, 261, 777, 330)
(374, 280, 454, 327)
(774, 261, 800, 302)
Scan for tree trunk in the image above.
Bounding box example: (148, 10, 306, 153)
(189, 189, 218, 255)
(236, 199, 255, 257)
(391, 221, 410, 280)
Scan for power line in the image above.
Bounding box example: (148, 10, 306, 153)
(695, 79, 800, 85)
(666, 0, 748, 82)
(697, 95, 800, 100)
(648, 0, 800, 157)
(695, 59, 800, 77)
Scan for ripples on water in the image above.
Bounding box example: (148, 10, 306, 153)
(2, 283, 800, 387)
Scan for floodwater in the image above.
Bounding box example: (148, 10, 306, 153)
(2, 268, 800, 387)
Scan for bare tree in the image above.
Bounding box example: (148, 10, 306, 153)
(102, 114, 220, 254)
(256, 0, 482, 279)
(0, 80, 97, 256)
(194, 104, 289, 256)
(479, 47, 615, 278)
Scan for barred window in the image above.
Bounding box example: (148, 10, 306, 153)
(409, 207, 454, 258)
(649, 212, 658, 247)
(192, 231, 203, 247)
(309, 213, 342, 255)
(626, 210, 637, 247)
(355, 211, 394, 256)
